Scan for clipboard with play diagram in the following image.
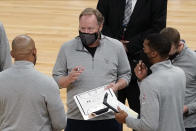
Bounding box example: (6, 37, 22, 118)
(74, 85, 117, 120)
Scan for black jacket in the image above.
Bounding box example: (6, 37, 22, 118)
(97, 0, 167, 59)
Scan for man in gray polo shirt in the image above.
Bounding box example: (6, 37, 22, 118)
(115, 33, 186, 131)
(0, 35, 67, 131)
(53, 8, 131, 131)
(161, 27, 196, 131)
(0, 22, 12, 71)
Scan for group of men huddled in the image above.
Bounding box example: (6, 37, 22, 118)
(0, 4, 196, 131)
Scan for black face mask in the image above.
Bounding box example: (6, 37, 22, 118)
(79, 31, 99, 46)
(169, 52, 179, 61)
(139, 51, 152, 68)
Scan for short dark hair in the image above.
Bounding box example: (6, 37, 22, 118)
(145, 33, 171, 58)
(160, 27, 180, 47)
(79, 8, 104, 26)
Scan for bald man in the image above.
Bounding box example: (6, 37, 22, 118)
(0, 35, 67, 131)
(0, 22, 12, 71)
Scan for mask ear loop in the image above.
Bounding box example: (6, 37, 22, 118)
(98, 31, 101, 40)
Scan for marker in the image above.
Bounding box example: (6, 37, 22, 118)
(138, 61, 142, 74)
(76, 67, 80, 72)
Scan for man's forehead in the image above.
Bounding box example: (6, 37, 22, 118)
(79, 16, 98, 26)
(80, 14, 96, 20)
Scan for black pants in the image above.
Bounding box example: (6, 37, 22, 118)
(65, 118, 121, 131)
(186, 128, 196, 131)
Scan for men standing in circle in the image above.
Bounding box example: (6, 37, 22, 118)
(0, 22, 12, 71)
(115, 33, 186, 131)
(161, 27, 196, 131)
(53, 8, 131, 131)
(97, 0, 168, 114)
(0, 35, 67, 131)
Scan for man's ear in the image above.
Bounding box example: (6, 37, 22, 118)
(99, 23, 103, 32)
(32, 48, 37, 56)
(10, 50, 14, 58)
(178, 41, 184, 51)
(151, 50, 158, 58)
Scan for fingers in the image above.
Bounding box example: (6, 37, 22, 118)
(134, 60, 142, 74)
(73, 66, 84, 73)
(141, 62, 147, 71)
(138, 60, 142, 74)
(69, 66, 85, 83)
(117, 106, 123, 112)
(105, 83, 115, 89)
(105, 83, 118, 92)
(115, 108, 128, 124)
(135, 60, 147, 73)
(120, 40, 130, 44)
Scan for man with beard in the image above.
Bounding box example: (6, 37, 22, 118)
(0, 35, 67, 131)
(97, 0, 168, 116)
(161, 27, 196, 131)
(52, 8, 131, 131)
(115, 33, 186, 131)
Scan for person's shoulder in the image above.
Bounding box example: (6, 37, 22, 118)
(101, 35, 124, 49)
(0, 22, 4, 32)
(60, 37, 80, 49)
(0, 68, 11, 79)
(187, 48, 196, 59)
(34, 70, 59, 89)
(102, 35, 121, 45)
(178, 47, 196, 66)
(171, 64, 186, 77)
(140, 75, 157, 92)
(34, 70, 53, 81)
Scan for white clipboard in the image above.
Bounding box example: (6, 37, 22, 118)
(74, 85, 117, 120)
(103, 92, 138, 119)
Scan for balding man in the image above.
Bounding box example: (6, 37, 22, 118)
(0, 22, 12, 71)
(0, 35, 67, 131)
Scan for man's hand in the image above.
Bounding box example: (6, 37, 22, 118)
(67, 66, 84, 83)
(120, 40, 129, 52)
(115, 107, 128, 124)
(183, 105, 188, 114)
(59, 66, 84, 88)
(105, 83, 119, 92)
(134, 60, 148, 81)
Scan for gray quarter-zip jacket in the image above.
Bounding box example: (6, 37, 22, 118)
(126, 60, 186, 131)
(53, 35, 131, 120)
(0, 61, 67, 131)
(172, 43, 196, 128)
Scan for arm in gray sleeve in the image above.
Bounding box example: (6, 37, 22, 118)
(117, 41, 131, 85)
(125, 79, 159, 131)
(52, 44, 67, 85)
(46, 78, 67, 131)
(0, 22, 12, 71)
(187, 102, 196, 115)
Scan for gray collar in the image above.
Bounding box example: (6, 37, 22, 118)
(150, 60, 172, 73)
(13, 61, 34, 69)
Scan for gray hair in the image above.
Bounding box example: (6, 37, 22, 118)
(79, 8, 104, 26)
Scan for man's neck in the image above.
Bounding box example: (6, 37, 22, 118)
(152, 57, 168, 65)
(15, 57, 34, 63)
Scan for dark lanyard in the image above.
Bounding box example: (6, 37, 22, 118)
(121, 26, 127, 40)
